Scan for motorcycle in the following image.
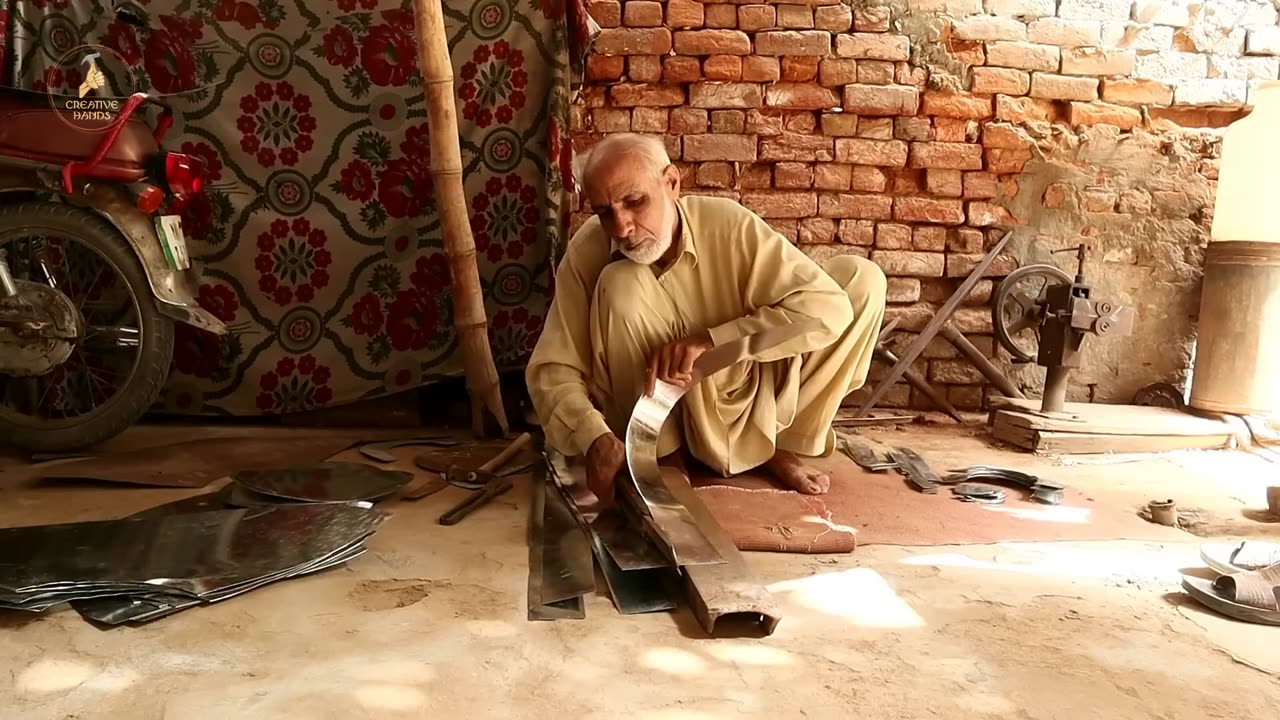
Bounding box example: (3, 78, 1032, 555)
(0, 86, 227, 452)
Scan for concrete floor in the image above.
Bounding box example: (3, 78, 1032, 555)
(1, 422, 1278, 719)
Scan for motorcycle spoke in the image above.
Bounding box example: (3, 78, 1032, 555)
(83, 325, 140, 349)
(76, 265, 106, 313)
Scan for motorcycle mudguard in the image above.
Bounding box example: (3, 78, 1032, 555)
(0, 171, 228, 336)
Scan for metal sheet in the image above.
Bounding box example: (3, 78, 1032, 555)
(234, 462, 412, 503)
(527, 464, 587, 621)
(540, 470, 595, 605)
(359, 436, 459, 463)
(623, 319, 825, 566)
(585, 515, 677, 616)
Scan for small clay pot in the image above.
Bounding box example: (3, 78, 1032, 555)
(1148, 499, 1177, 527)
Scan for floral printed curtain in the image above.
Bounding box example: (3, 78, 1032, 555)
(3, 0, 584, 416)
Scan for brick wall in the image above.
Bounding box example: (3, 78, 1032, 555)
(569, 0, 1276, 410)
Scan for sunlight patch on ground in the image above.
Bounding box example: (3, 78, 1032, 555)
(353, 683, 427, 711)
(901, 545, 1191, 584)
(639, 647, 708, 676)
(703, 641, 794, 666)
(980, 504, 1092, 524)
(16, 658, 100, 695)
(768, 567, 927, 629)
(349, 659, 436, 685)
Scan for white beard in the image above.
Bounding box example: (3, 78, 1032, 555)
(619, 233, 672, 265)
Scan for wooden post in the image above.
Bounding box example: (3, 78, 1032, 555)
(411, 0, 509, 437)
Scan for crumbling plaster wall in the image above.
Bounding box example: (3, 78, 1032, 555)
(571, 0, 1276, 409)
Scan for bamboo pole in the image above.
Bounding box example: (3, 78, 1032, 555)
(411, 0, 510, 437)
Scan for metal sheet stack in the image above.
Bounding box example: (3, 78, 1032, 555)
(0, 503, 387, 625)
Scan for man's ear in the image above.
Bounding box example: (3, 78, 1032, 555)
(663, 164, 681, 195)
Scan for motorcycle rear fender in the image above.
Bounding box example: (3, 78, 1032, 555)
(0, 170, 228, 336)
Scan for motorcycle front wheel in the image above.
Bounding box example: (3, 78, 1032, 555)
(0, 201, 174, 452)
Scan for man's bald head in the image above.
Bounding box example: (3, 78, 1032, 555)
(576, 134, 682, 266)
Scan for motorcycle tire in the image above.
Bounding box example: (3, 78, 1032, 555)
(0, 201, 174, 452)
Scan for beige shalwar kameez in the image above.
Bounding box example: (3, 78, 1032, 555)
(526, 195, 887, 476)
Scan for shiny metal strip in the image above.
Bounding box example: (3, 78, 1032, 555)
(623, 319, 826, 565)
(527, 463, 587, 620)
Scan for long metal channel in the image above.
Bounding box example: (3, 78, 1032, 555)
(527, 463, 586, 621)
(623, 318, 826, 566)
(540, 468, 595, 604)
(855, 231, 1014, 417)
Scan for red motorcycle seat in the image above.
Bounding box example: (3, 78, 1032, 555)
(0, 89, 159, 181)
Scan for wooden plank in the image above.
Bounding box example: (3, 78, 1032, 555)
(1029, 431, 1236, 455)
(991, 414, 1036, 450)
(988, 399, 1234, 437)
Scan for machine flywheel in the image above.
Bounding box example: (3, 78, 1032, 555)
(991, 264, 1072, 363)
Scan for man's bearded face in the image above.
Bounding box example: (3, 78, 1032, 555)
(586, 158, 679, 266)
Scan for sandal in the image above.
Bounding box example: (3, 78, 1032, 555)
(1199, 540, 1280, 575)
(1182, 563, 1280, 626)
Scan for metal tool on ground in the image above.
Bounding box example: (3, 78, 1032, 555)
(855, 231, 1014, 418)
(441, 431, 534, 489)
(951, 483, 1007, 504)
(435, 432, 534, 525)
(942, 465, 1065, 505)
(992, 243, 1136, 415)
(889, 447, 941, 493)
(438, 474, 515, 525)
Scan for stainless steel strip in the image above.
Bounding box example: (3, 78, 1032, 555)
(540, 469, 596, 604)
(527, 462, 588, 621)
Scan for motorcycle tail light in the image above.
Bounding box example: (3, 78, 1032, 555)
(136, 185, 165, 214)
(163, 152, 204, 196)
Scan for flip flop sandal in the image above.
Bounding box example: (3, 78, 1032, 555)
(1199, 540, 1280, 575)
(1181, 563, 1280, 626)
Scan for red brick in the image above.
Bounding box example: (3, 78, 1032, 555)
(843, 84, 920, 115)
(742, 191, 817, 218)
(971, 67, 1030, 95)
(925, 169, 964, 197)
(818, 59, 858, 86)
(945, 252, 1018, 277)
(820, 193, 893, 219)
(592, 108, 632, 132)
(913, 225, 947, 251)
(895, 117, 934, 142)
(1030, 74, 1099, 102)
(948, 228, 985, 253)
(967, 201, 1017, 227)
(778, 4, 814, 28)
(933, 118, 978, 143)
(742, 56, 781, 82)
(894, 196, 966, 225)
(594, 27, 672, 55)
(776, 162, 814, 188)
(767, 82, 840, 110)
(737, 4, 776, 32)
(981, 123, 1034, 150)
(587, 56, 625, 81)
(849, 165, 888, 192)
(675, 162, 695, 187)
(963, 172, 1000, 199)
(710, 110, 745, 133)
(695, 161, 734, 187)
(853, 6, 890, 32)
(799, 217, 837, 244)
(947, 385, 985, 411)
(857, 60, 896, 85)
(1069, 101, 1141, 129)
(1042, 183, 1072, 208)
(952, 307, 994, 334)
(1084, 189, 1117, 213)
(857, 118, 894, 140)
(628, 55, 661, 82)
(768, 219, 799, 242)
(922, 92, 994, 119)
(835, 138, 908, 166)
(587, 0, 621, 27)
(891, 168, 925, 194)
(569, 106, 589, 132)
(580, 87, 607, 107)
(930, 359, 984, 385)
(909, 142, 984, 170)
(995, 95, 1058, 123)
(739, 163, 772, 188)
(1061, 47, 1134, 76)
(781, 56, 820, 82)
(898, 63, 929, 90)
(756, 31, 833, 56)
(986, 41, 1059, 71)
(838, 219, 876, 245)
(610, 83, 685, 106)
(801, 243, 870, 265)
(705, 3, 738, 28)
(746, 109, 785, 135)
(946, 39, 986, 66)
(985, 147, 1032, 174)
(666, 0, 705, 29)
(631, 107, 668, 132)
(816, 4, 853, 32)
(624, 1, 663, 27)
(814, 163, 852, 190)
(875, 222, 913, 249)
(662, 56, 702, 83)
(761, 132, 834, 161)
(820, 113, 860, 137)
(1101, 78, 1174, 106)
(704, 55, 743, 81)
(870, 250, 946, 277)
(835, 32, 911, 60)
(689, 82, 763, 108)
(785, 112, 817, 133)
(670, 107, 709, 134)
(674, 30, 752, 55)
(886, 277, 922, 303)
(683, 133, 757, 161)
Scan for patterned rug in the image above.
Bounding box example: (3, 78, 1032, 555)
(3, 0, 585, 416)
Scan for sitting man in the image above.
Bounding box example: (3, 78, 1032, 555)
(526, 133, 887, 505)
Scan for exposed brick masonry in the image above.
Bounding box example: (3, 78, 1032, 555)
(572, 0, 1278, 411)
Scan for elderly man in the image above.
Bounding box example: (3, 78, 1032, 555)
(526, 133, 886, 505)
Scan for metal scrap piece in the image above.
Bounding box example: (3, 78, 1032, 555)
(943, 466, 1065, 505)
(889, 447, 940, 494)
(234, 462, 413, 503)
(951, 483, 1007, 504)
(359, 436, 459, 463)
(624, 319, 825, 566)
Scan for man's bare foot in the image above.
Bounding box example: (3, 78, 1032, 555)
(764, 450, 830, 495)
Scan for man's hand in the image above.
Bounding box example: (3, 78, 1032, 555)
(586, 432, 626, 508)
(646, 331, 713, 396)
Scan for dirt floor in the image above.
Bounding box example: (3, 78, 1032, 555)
(0, 420, 1278, 719)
